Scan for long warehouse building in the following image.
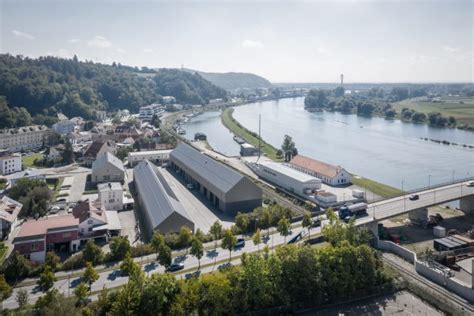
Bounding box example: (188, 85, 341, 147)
(133, 160, 194, 238)
(170, 143, 262, 214)
(253, 161, 321, 196)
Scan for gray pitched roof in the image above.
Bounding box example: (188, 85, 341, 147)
(170, 143, 244, 194)
(92, 152, 124, 172)
(133, 160, 192, 230)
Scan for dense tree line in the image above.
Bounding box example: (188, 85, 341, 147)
(3, 220, 389, 315)
(8, 178, 53, 218)
(0, 54, 227, 127)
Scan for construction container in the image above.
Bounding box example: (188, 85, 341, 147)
(433, 226, 446, 238)
(352, 189, 366, 199)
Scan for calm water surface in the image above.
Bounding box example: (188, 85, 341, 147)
(184, 97, 474, 190)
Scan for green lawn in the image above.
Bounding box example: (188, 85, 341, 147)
(221, 108, 282, 160)
(393, 96, 474, 128)
(352, 176, 402, 199)
(22, 153, 44, 168)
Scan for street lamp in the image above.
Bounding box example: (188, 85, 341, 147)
(402, 179, 406, 211)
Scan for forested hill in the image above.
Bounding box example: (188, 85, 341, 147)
(184, 69, 273, 90)
(0, 54, 227, 126)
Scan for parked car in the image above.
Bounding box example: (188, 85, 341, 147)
(167, 262, 184, 272)
(409, 194, 419, 201)
(311, 218, 321, 228)
(235, 238, 245, 248)
(49, 206, 60, 214)
(218, 262, 233, 271)
(186, 183, 195, 190)
(466, 181, 474, 187)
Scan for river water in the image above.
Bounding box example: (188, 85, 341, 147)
(184, 97, 474, 191)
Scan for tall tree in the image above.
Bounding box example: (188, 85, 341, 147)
(277, 217, 290, 243)
(178, 226, 193, 254)
(82, 239, 103, 265)
(209, 221, 223, 250)
(0, 274, 12, 303)
(190, 237, 204, 270)
(158, 244, 172, 268)
(82, 262, 99, 291)
(221, 229, 237, 262)
(38, 265, 56, 292)
(150, 231, 165, 260)
(302, 212, 313, 240)
(74, 282, 90, 306)
(253, 228, 262, 252)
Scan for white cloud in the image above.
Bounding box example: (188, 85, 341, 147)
(116, 48, 126, 54)
(443, 45, 458, 53)
(87, 35, 112, 48)
(143, 48, 153, 53)
(241, 40, 264, 49)
(12, 30, 35, 40)
(44, 48, 73, 59)
(68, 39, 80, 43)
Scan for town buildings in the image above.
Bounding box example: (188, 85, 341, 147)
(288, 155, 352, 186)
(127, 149, 172, 167)
(134, 160, 194, 238)
(72, 199, 121, 238)
(91, 152, 125, 183)
(170, 143, 262, 214)
(9, 169, 45, 186)
(0, 196, 22, 239)
(0, 151, 21, 175)
(98, 182, 123, 211)
(139, 104, 164, 121)
(0, 125, 50, 152)
(13, 215, 80, 262)
(83, 140, 116, 166)
(52, 120, 75, 135)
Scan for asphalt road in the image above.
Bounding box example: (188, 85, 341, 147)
(2, 224, 308, 310)
(369, 181, 474, 221)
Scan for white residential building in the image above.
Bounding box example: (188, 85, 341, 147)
(0, 125, 50, 152)
(0, 153, 22, 175)
(98, 182, 123, 211)
(52, 120, 75, 135)
(91, 152, 125, 183)
(139, 104, 164, 121)
(288, 155, 352, 186)
(128, 149, 172, 167)
(0, 196, 22, 240)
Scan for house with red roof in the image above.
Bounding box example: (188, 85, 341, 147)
(13, 215, 80, 262)
(288, 155, 352, 186)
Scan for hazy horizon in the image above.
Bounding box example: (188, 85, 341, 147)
(1, 0, 472, 83)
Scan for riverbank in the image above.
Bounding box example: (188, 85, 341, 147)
(352, 176, 402, 199)
(221, 106, 404, 198)
(221, 108, 282, 160)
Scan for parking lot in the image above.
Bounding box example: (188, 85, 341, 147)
(160, 167, 234, 233)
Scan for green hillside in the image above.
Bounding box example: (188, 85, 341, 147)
(0, 54, 226, 127)
(184, 69, 273, 90)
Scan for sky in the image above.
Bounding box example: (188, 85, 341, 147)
(1, 0, 473, 83)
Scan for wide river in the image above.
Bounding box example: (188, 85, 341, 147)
(184, 97, 474, 191)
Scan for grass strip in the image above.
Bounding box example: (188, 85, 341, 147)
(221, 108, 282, 161)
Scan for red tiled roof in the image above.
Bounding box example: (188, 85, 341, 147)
(72, 199, 107, 224)
(289, 155, 342, 178)
(15, 215, 79, 239)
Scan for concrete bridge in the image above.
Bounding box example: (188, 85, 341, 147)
(358, 178, 474, 230)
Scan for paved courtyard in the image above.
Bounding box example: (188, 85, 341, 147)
(160, 167, 234, 233)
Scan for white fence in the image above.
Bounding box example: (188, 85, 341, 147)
(377, 239, 474, 303)
(377, 239, 417, 263)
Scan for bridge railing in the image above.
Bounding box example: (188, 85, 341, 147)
(368, 176, 474, 204)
